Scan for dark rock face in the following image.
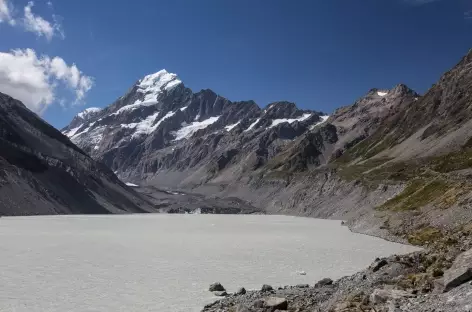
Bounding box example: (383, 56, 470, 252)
(261, 284, 274, 292)
(314, 278, 333, 288)
(371, 259, 389, 272)
(435, 248, 472, 292)
(209, 282, 226, 292)
(264, 297, 288, 310)
(0, 93, 154, 216)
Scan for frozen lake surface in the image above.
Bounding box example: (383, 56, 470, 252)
(0, 214, 420, 311)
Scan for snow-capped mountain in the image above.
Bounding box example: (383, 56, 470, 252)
(62, 69, 328, 184)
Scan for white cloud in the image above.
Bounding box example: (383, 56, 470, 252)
(0, 49, 94, 114)
(0, 0, 64, 40)
(23, 1, 63, 41)
(0, 0, 15, 25)
(50, 57, 93, 102)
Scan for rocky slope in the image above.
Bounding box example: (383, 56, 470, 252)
(0, 92, 156, 215)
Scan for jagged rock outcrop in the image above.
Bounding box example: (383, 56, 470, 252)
(0, 92, 155, 215)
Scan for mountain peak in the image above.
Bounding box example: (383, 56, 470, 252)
(77, 107, 102, 119)
(367, 84, 417, 98)
(64, 106, 102, 130)
(138, 69, 182, 93)
(390, 84, 418, 97)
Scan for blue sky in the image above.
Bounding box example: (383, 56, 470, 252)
(0, 0, 471, 129)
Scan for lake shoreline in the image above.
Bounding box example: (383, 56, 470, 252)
(201, 224, 472, 312)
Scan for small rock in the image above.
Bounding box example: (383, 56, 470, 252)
(209, 282, 225, 292)
(295, 284, 310, 288)
(265, 297, 288, 310)
(236, 287, 246, 295)
(261, 284, 273, 292)
(314, 278, 333, 288)
(212, 291, 227, 297)
(372, 259, 388, 272)
(234, 304, 251, 312)
(296, 270, 307, 275)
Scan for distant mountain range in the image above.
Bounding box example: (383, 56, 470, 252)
(60, 49, 472, 245)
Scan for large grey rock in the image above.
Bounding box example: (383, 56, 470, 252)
(435, 248, 472, 292)
(251, 299, 265, 308)
(264, 297, 288, 310)
(314, 278, 333, 288)
(261, 284, 274, 292)
(235, 287, 247, 295)
(370, 289, 415, 305)
(371, 258, 388, 272)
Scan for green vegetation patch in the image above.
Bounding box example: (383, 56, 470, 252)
(378, 179, 450, 211)
(336, 158, 390, 182)
(430, 148, 472, 173)
(408, 227, 442, 245)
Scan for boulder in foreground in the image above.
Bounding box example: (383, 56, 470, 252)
(209, 282, 225, 292)
(435, 248, 472, 292)
(264, 297, 288, 310)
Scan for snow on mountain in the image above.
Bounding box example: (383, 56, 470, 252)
(173, 116, 221, 141)
(377, 91, 388, 96)
(139, 70, 181, 92)
(244, 118, 261, 132)
(62, 69, 327, 182)
(113, 70, 182, 116)
(269, 113, 312, 128)
(63, 125, 82, 137)
(78, 107, 102, 119)
(122, 111, 176, 138)
(310, 115, 330, 130)
(225, 121, 241, 131)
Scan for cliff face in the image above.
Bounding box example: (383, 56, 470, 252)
(0, 92, 155, 215)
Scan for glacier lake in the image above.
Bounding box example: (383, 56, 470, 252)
(0, 214, 420, 312)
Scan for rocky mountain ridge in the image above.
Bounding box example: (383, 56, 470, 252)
(0, 92, 156, 215)
(62, 69, 328, 184)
